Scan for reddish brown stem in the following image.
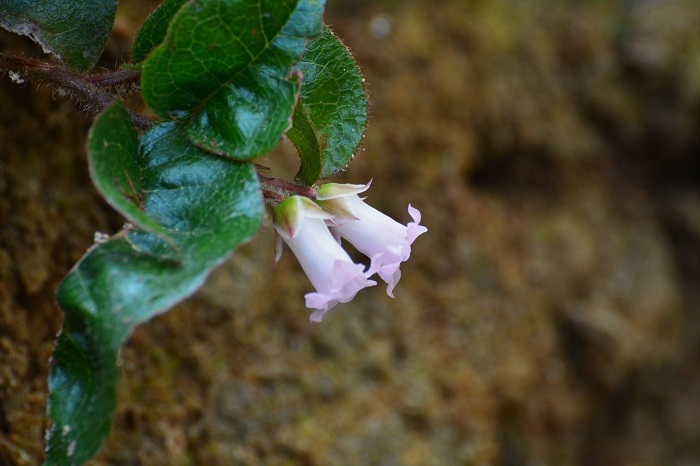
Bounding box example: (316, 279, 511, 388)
(81, 69, 140, 87)
(262, 189, 286, 203)
(0, 52, 151, 129)
(257, 174, 317, 199)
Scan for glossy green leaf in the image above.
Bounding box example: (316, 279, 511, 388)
(0, 0, 118, 71)
(131, 0, 189, 63)
(141, 0, 325, 160)
(87, 100, 171, 242)
(44, 120, 263, 465)
(288, 27, 368, 184)
(286, 99, 322, 184)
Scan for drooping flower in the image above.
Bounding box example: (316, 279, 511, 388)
(273, 196, 377, 322)
(316, 181, 427, 298)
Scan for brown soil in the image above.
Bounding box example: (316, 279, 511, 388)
(2, 0, 700, 465)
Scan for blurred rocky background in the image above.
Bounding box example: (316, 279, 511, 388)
(1, 0, 699, 464)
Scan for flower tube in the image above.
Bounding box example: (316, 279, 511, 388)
(316, 181, 427, 297)
(273, 196, 376, 322)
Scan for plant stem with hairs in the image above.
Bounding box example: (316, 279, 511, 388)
(0, 52, 151, 129)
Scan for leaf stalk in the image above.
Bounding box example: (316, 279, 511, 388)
(258, 173, 317, 201)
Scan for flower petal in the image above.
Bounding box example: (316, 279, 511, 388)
(407, 204, 428, 243)
(318, 188, 427, 297)
(305, 260, 377, 321)
(273, 195, 376, 321)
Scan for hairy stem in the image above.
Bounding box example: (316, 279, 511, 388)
(0, 52, 151, 129)
(81, 69, 140, 87)
(261, 188, 286, 203)
(257, 173, 317, 199)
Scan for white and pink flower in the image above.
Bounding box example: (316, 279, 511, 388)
(273, 196, 377, 322)
(316, 181, 427, 298)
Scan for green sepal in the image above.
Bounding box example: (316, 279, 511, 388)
(272, 195, 330, 239)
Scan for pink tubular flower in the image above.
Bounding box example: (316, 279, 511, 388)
(273, 196, 377, 322)
(316, 181, 427, 298)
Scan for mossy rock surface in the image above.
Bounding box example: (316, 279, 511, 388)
(1, 1, 700, 465)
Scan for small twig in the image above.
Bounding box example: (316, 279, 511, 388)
(0, 52, 152, 129)
(82, 69, 140, 87)
(257, 173, 317, 199)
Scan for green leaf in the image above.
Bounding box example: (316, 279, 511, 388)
(44, 121, 263, 465)
(131, 0, 189, 63)
(87, 100, 171, 242)
(141, 0, 325, 160)
(0, 0, 118, 71)
(288, 27, 368, 184)
(287, 99, 322, 184)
